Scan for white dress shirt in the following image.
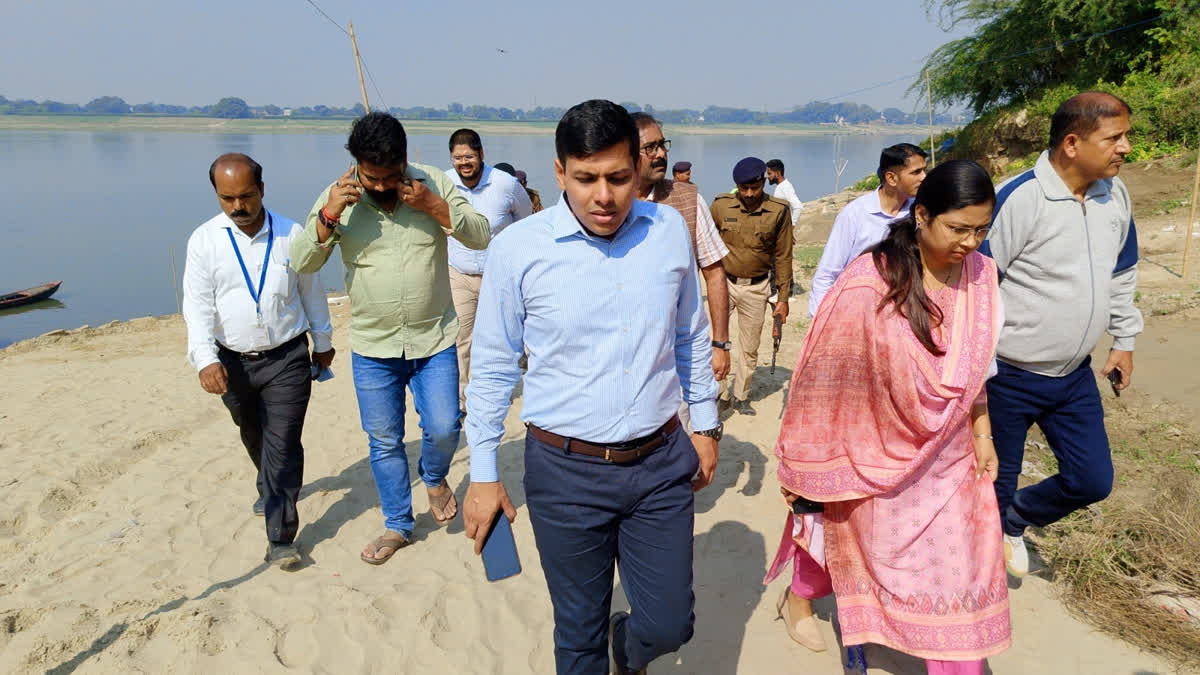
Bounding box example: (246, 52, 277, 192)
(183, 209, 333, 371)
(648, 185, 729, 268)
(445, 165, 534, 275)
(771, 178, 803, 227)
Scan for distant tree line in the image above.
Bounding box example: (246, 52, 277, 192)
(0, 95, 962, 125)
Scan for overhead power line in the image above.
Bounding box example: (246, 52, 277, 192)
(301, 0, 389, 110)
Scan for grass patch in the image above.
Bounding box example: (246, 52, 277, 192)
(1027, 407, 1200, 670)
(794, 246, 824, 272)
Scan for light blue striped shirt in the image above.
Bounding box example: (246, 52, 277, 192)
(464, 197, 720, 482)
(445, 165, 533, 275)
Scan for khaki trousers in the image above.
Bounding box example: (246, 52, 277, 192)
(449, 268, 483, 407)
(722, 277, 770, 402)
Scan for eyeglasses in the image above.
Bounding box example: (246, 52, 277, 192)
(451, 154, 480, 163)
(941, 222, 991, 241)
(640, 139, 671, 156)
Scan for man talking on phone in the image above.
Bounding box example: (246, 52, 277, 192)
(981, 92, 1143, 578)
(462, 100, 721, 675)
(290, 113, 490, 565)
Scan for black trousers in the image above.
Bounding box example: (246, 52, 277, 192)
(218, 334, 311, 545)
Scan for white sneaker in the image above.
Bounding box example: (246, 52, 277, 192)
(1004, 534, 1029, 577)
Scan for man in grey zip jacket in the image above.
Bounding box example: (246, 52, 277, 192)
(981, 91, 1142, 578)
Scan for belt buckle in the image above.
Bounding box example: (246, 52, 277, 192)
(604, 447, 613, 462)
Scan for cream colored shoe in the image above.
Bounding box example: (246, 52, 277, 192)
(776, 586, 827, 652)
(1004, 534, 1029, 577)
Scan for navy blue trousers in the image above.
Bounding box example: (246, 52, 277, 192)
(987, 357, 1113, 537)
(524, 425, 699, 674)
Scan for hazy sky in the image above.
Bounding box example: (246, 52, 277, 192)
(2, 0, 974, 112)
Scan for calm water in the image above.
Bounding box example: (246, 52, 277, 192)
(0, 128, 923, 347)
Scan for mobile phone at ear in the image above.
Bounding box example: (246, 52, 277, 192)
(1108, 369, 1121, 397)
(481, 512, 521, 582)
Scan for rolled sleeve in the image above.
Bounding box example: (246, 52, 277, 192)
(693, 193, 728, 268)
(290, 187, 338, 274)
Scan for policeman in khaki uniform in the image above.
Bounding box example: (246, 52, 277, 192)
(710, 157, 793, 416)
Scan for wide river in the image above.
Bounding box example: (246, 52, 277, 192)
(0, 127, 924, 347)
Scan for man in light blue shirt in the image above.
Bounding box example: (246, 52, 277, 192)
(807, 143, 927, 317)
(445, 128, 534, 408)
(462, 100, 721, 675)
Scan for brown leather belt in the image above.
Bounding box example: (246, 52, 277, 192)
(526, 416, 679, 464)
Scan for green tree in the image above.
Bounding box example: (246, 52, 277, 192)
(210, 97, 251, 119)
(919, 0, 1196, 113)
(84, 96, 130, 114)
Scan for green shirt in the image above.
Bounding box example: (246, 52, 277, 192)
(290, 162, 490, 359)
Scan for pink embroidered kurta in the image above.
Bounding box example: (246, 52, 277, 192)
(767, 251, 1011, 661)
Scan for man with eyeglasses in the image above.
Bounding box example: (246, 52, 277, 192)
(445, 129, 534, 410)
(631, 113, 731, 428)
(710, 157, 794, 416)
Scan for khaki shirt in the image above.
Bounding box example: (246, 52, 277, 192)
(710, 193, 793, 293)
(290, 162, 490, 359)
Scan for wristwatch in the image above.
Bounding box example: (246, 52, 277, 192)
(694, 422, 723, 441)
(711, 340, 732, 351)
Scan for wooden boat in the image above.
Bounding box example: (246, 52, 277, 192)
(0, 281, 63, 310)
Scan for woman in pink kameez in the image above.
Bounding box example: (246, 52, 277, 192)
(765, 160, 1011, 674)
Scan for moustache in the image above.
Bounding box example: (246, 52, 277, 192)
(230, 210, 250, 219)
(651, 160, 668, 169)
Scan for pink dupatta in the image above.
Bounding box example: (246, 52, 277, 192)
(769, 251, 1011, 660)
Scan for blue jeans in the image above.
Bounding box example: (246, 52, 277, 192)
(525, 425, 699, 674)
(351, 346, 461, 537)
(987, 357, 1113, 536)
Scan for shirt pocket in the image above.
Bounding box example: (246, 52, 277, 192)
(265, 259, 295, 301)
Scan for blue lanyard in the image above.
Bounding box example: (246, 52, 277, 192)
(226, 212, 273, 315)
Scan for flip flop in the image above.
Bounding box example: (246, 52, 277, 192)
(428, 481, 458, 525)
(360, 531, 408, 565)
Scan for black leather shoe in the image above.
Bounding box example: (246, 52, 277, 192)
(265, 544, 301, 569)
(609, 612, 647, 675)
(253, 496, 265, 516)
(733, 398, 756, 416)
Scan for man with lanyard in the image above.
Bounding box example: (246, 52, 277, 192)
(462, 100, 722, 675)
(710, 157, 794, 416)
(982, 92, 1142, 577)
(807, 142, 926, 316)
(290, 112, 490, 565)
(183, 153, 334, 569)
(445, 128, 533, 410)
(630, 112, 731, 427)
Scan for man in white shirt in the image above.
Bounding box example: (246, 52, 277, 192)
(445, 129, 534, 409)
(183, 153, 334, 569)
(766, 159, 803, 226)
(807, 143, 927, 317)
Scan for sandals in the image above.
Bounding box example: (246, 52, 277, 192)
(360, 531, 409, 565)
(428, 481, 458, 525)
(776, 586, 827, 652)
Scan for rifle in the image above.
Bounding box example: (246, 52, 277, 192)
(770, 310, 783, 375)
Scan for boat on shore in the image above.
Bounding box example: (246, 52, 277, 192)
(0, 281, 63, 311)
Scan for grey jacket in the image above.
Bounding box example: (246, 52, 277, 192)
(981, 151, 1143, 377)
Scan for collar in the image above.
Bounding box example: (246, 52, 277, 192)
(1036, 150, 1113, 202)
(450, 164, 493, 190)
(870, 189, 912, 217)
(216, 209, 272, 240)
(549, 196, 653, 241)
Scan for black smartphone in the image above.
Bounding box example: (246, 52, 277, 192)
(1108, 368, 1122, 397)
(481, 512, 521, 582)
(791, 496, 824, 515)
